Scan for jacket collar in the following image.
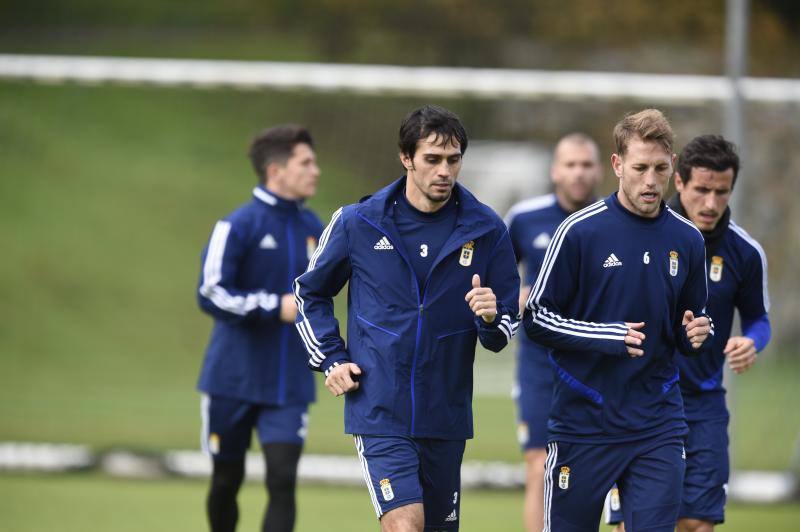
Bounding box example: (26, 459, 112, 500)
(252, 185, 303, 213)
(356, 176, 492, 233)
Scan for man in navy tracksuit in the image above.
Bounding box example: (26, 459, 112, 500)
(524, 109, 713, 531)
(293, 105, 520, 531)
(606, 135, 771, 531)
(197, 125, 324, 532)
(505, 133, 603, 532)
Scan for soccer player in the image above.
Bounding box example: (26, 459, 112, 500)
(504, 133, 603, 532)
(293, 105, 520, 531)
(523, 108, 713, 531)
(196, 125, 324, 532)
(606, 135, 771, 531)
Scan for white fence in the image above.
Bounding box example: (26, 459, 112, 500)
(2, 54, 800, 104)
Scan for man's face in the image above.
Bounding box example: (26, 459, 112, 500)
(674, 167, 734, 231)
(551, 141, 602, 207)
(401, 133, 463, 206)
(270, 143, 319, 200)
(611, 137, 675, 218)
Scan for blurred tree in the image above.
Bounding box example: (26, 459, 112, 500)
(1, 0, 798, 75)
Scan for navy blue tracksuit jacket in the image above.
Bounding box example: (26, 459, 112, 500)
(524, 193, 714, 444)
(677, 217, 770, 421)
(293, 178, 520, 440)
(197, 186, 323, 406)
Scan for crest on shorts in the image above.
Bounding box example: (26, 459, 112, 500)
(558, 466, 570, 490)
(609, 486, 621, 511)
(669, 251, 679, 277)
(516, 422, 530, 447)
(208, 433, 220, 455)
(709, 255, 724, 282)
(459, 241, 475, 267)
(380, 478, 395, 501)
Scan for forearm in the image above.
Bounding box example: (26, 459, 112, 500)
(742, 314, 771, 352)
(523, 307, 628, 356)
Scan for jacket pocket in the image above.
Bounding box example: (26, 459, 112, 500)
(549, 355, 604, 405)
(356, 314, 400, 337)
(432, 328, 478, 407)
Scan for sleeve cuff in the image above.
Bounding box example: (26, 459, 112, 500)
(320, 351, 351, 375)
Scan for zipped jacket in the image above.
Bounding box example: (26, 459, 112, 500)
(294, 178, 520, 439)
(197, 186, 323, 406)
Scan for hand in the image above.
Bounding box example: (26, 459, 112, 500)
(325, 363, 362, 397)
(683, 310, 711, 349)
(624, 322, 646, 357)
(724, 336, 757, 374)
(465, 274, 497, 323)
(280, 294, 298, 323)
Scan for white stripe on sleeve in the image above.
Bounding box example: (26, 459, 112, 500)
(729, 221, 770, 312)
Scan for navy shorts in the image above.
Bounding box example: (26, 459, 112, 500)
(605, 418, 728, 525)
(200, 394, 308, 461)
(545, 436, 685, 532)
(681, 417, 729, 523)
(515, 343, 554, 450)
(354, 435, 465, 530)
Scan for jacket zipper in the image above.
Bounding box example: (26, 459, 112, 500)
(357, 212, 493, 436)
(357, 213, 423, 435)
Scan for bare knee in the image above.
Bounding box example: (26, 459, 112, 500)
(380, 502, 424, 532)
(611, 524, 626, 532)
(678, 518, 714, 532)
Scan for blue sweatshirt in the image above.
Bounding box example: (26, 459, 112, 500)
(677, 216, 770, 421)
(394, 189, 458, 288)
(197, 186, 323, 406)
(505, 194, 571, 385)
(293, 177, 520, 440)
(523, 192, 714, 444)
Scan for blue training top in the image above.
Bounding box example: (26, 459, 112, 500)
(523, 192, 714, 444)
(197, 185, 324, 406)
(676, 211, 770, 421)
(505, 194, 572, 386)
(394, 188, 458, 289)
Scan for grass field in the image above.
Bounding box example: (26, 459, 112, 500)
(1, 473, 799, 532)
(1, 80, 799, 469)
(0, 79, 799, 531)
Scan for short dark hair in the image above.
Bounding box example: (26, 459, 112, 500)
(398, 105, 468, 159)
(678, 134, 740, 186)
(248, 124, 314, 182)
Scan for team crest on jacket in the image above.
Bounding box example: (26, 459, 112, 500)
(306, 236, 318, 260)
(558, 466, 570, 489)
(709, 255, 724, 282)
(669, 251, 679, 277)
(459, 240, 475, 267)
(380, 478, 395, 501)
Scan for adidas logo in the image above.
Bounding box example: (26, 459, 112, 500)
(532, 232, 551, 249)
(259, 233, 278, 249)
(603, 253, 622, 268)
(445, 510, 458, 522)
(373, 236, 394, 250)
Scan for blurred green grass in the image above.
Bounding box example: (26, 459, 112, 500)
(1, 473, 798, 532)
(0, 80, 798, 472)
